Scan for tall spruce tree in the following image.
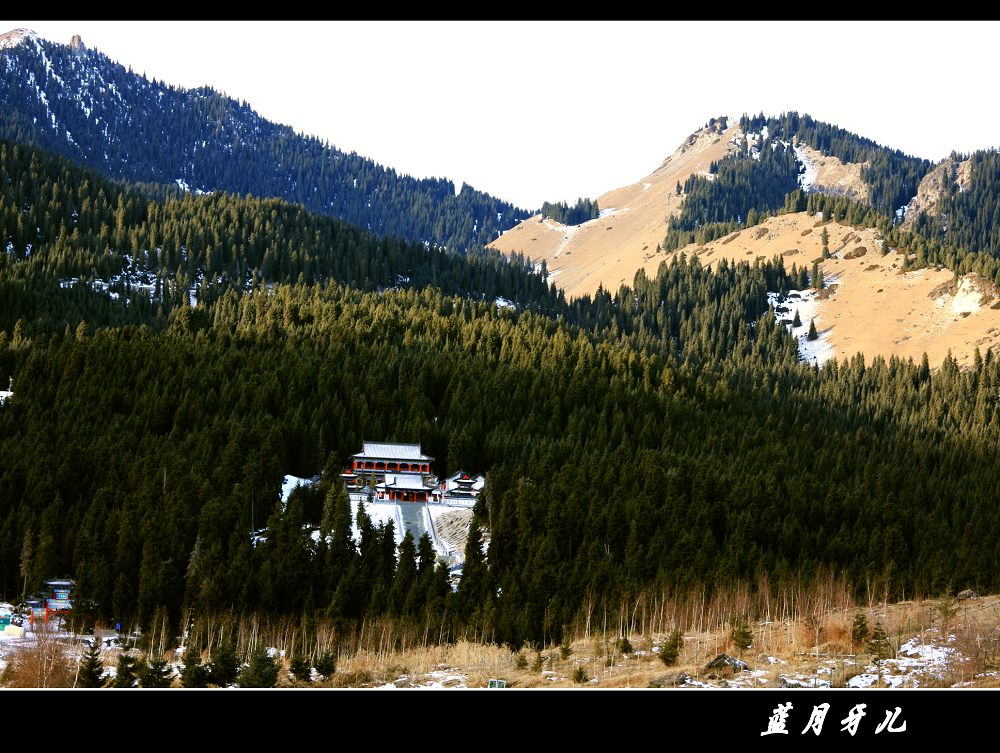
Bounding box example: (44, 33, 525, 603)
(111, 653, 140, 688)
(238, 647, 280, 688)
(209, 641, 239, 687)
(76, 640, 106, 688)
(138, 657, 173, 688)
(180, 646, 210, 688)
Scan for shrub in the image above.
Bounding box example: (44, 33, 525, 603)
(659, 628, 684, 667)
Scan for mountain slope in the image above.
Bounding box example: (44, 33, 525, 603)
(0, 29, 530, 250)
(666, 212, 1000, 369)
(490, 119, 741, 297)
(0, 138, 555, 332)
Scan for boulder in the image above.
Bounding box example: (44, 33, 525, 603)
(705, 654, 749, 673)
(648, 672, 689, 688)
(957, 589, 979, 601)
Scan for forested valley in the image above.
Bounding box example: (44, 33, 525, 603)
(3, 136, 1000, 658)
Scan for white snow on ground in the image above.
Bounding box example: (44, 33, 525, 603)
(349, 497, 400, 543)
(598, 207, 620, 219)
(896, 204, 908, 221)
(495, 297, 515, 309)
(673, 627, 969, 689)
(642, 182, 652, 192)
(768, 286, 835, 366)
(940, 276, 984, 314)
(379, 670, 469, 689)
(281, 474, 313, 510)
(0, 391, 11, 404)
(848, 628, 960, 688)
(426, 500, 475, 522)
(793, 144, 818, 192)
(543, 218, 578, 259)
(173, 178, 212, 196)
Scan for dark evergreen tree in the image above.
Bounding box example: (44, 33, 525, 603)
(180, 646, 210, 688)
(138, 657, 173, 688)
(238, 647, 280, 688)
(851, 613, 869, 649)
(208, 642, 239, 687)
(868, 622, 890, 666)
(289, 655, 312, 683)
(659, 628, 684, 667)
(314, 651, 336, 679)
(76, 640, 105, 687)
(730, 616, 752, 655)
(111, 653, 139, 688)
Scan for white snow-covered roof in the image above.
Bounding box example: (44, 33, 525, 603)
(443, 471, 485, 490)
(382, 474, 435, 491)
(354, 441, 432, 461)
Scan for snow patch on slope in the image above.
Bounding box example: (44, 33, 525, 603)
(934, 274, 991, 315)
(280, 474, 315, 511)
(0, 29, 39, 51)
(769, 287, 835, 366)
(793, 144, 818, 192)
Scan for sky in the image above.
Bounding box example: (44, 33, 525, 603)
(4, 20, 1000, 210)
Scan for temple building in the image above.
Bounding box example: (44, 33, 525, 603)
(340, 441, 484, 506)
(441, 471, 485, 502)
(377, 473, 437, 502)
(345, 441, 433, 484)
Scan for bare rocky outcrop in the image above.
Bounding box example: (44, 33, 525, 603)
(656, 119, 741, 172)
(902, 156, 973, 229)
(929, 273, 1000, 314)
(794, 141, 870, 203)
(705, 654, 748, 673)
(649, 671, 689, 688)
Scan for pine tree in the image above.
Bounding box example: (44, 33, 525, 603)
(659, 628, 684, 666)
(868, 622, 889, 666)
(807, 319, 818, 341)
(851, 613, 869, 649)
(111, 653, 139, 688)
(811, 261, 824, 289)
(314, 651, 336, 679)
(138, 657, 173, 688)
(76, 640, 106, 687)
(238, 647, 280, 688)
(208, 641, 239, 687)
(730, 615, 752, 655)
(289, 655, 312, 683)
(792, 309, 802, 328)
(455, 521, 489, 621)
(821, 226, 830, 258)
(180, 646, 209, 688)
